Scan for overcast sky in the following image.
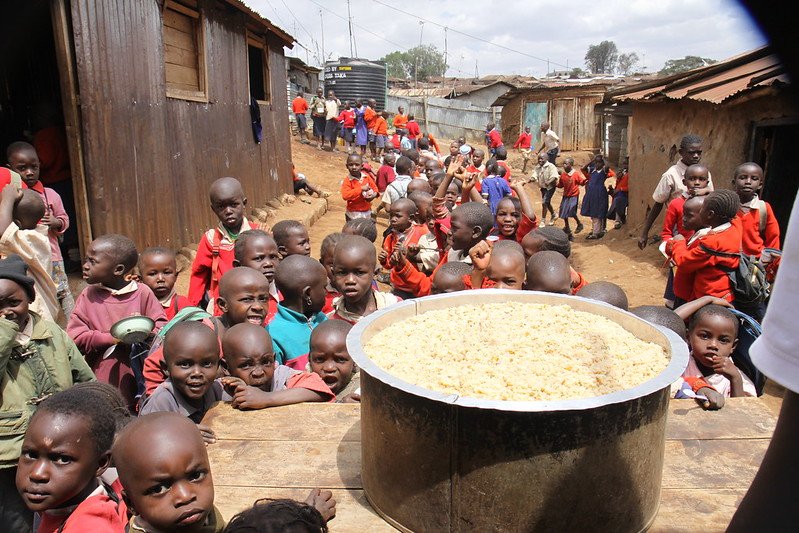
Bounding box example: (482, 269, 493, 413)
(248, 0, 767, 77)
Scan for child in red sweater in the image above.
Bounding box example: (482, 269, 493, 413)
(341, 154, 378, 221)
(666, 190, 742, 305)
(556, 157, 585, 240)
(379, 198, 430, 299)
(15, 387, 127, 532)
(732, 162, 780, 257)
(138, 247, 190, 321)
(188, 177, 265, 314)
(662, 164, 709, 242)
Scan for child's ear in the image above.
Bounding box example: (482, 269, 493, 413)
(159, 358, 170, 377)
(277, 245, 288, 258)
(113, 263, 126, 277)
(242, 196, 248, 207)
(95, 450, 112, 478)
(232, 259, 241, 267)
(471, 225, 482, 240)
(217, 296, 228, 314)
(731, 337, 739, 354)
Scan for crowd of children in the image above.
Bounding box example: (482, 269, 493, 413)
(0, 110, 790, 531)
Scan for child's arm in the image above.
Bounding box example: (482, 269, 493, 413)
(41, 191, 69, 237)
(389, 248, 432, 297)
(0, 184, 22, 236)
(712, 357, 746, 397)
(510, 180, 536, 222)
(223, 375, 332, 409)
(764, 202, 781, 251)
(66, 294, 118, 354)
(188, 234, 213, 306)
(661, 203, 678, 241)
(673, 295, 733, 322)
(340, 178, 363, 202)
(666, 238, 711, 274)
(0, 318, 18, 376)
(468, 240, 492, 290)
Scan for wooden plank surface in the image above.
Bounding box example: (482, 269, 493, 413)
(666, 398, 777, 439)
(204, 399, 776, 529)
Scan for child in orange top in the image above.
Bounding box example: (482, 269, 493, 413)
(138, 247, 190, 321)
(188, 177, 265, 314)
(221, 323, 334, 408)
(340, 154, 378, 221)
(666, 190, 742, 304)
(556, 157, 585, 240)
(373, 111, 389, 160)
(731, 162, 780, 257)
(379, 198, 431, 299)
(662, 164, 709, 242)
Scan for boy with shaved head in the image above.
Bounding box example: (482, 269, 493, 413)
(524, 251, 572, 294)
(267, 255, 328, 369)
(189, 177, 266, 315)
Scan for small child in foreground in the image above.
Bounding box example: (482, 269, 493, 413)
(677, 304, 756, 409)
(329, 235, 399, 323)
(272, 220, 311, 258)
(232, 229, 281, 324)
(15, 387, 126, 532)
(524, 251, 572, 294)
(139, 321, 222, 444)
(576, 281, 629, 311)
(379, 198, 429, 299)
(67, 234, 167, 409)
(221, 323, 334, 409)
(138, 247, 191, 321)
(309, 319, 359, 402)
(268, 255, 328, 369)
(113, 413, 224, 532)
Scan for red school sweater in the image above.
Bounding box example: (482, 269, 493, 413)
(381, 224, 431, 292)
(662, 194, 693, 241)
(667, 222, 742, 302)
(340, 172, 378, 212)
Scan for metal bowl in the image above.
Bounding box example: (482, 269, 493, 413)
(110, 315, 156, 344)
(347, 290, 689, 533)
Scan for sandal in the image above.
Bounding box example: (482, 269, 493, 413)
(575, 223, 584, 234)
(586, 234, 597, 240)
(614, 221, 622, 229)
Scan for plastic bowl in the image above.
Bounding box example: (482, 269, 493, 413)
(111, 315, 156, 344)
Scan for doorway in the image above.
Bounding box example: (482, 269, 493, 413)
(750, 118, 799, 240)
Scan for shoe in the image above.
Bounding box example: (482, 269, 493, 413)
(551, 215, 559, 225)
(614, 221, 622, 229)
(596, 231, 606, 239)
(566, 232, 574, 242)
(586, 234, 597, 240)
(575, 223, 584, 234)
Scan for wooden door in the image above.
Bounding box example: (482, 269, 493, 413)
(551, 98, 575, 151)
(577, 96, 602, 151)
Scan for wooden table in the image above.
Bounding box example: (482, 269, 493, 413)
(203, 398, 777, 532)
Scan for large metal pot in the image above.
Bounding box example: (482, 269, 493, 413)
(347, 290, 689, 532)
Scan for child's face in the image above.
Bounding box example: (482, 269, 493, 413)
(733, 165, 763, 198)
(210, 192, 246, 232)
(682, 199, 704, 231)
(424, 161, 439, 179)
(683, 168, 709, 191)
(225, 338, 276, 390)
(309, 331, 354, 394)
(82, 241, 123, 285)
(237, 236, 281, 284)
(139, 253, 178, 300)
(537, 154, 548, 166)
(414, 201, 433, 230)
(485, 255, 526, 290)
(679, 143, 703, 166)
(280, 227, 311, 257)
(346, 156, 363, 177)
(0, 279, 30, 329)
(689, 314, 738, 370)
(563, 160, 573, 172)
(218, 277, 270, 325)
(472, 151, 484, 167)
(333, 250, 375, 303)
(495, 199, 521, 237)
(16, 412, 107, 513)
(449, 142, 459, 156)
(389, 203, 414, 233)
(122, 429, 214, 530)
(445, 183, 459, 204)
(8, 150, 41, 188)
(164, 335, 221, 404)
(449, 210, 478, 252)
(320, 247, 336, 285)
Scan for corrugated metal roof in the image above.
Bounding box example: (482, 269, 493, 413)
(490, 79, 620, 107)
(227, 0, 295, 47)
(607, 46, 789, 104)
(389, 87, 454, 98)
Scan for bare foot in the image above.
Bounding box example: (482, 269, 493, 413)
(305, 488, 336, 522)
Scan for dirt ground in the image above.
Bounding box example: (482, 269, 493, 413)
(291, 138, 669, 308)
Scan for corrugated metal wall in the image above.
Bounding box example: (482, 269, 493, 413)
(386, 95, 500, 143)
(70, 0, 292, 249)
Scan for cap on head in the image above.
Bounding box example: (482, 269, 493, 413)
(0, 254, 36, 301)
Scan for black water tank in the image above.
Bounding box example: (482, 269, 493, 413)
(324, 57, 387, 110)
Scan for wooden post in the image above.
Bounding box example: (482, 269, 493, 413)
(50, 0, 93, 257)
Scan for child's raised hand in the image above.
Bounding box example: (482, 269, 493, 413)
(196, 424, 217, 445)
(510, 178, 526, 190)
(469, 240, 492, 271)
(305, 488, 337, 522)
(389, 247, 406, 268)
(463, 173, 478, 189)
(341, 390, 361, 403)
(697, 386, 725, 410)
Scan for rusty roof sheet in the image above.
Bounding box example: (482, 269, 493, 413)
(227, 0, 295, 47)
(607, 46, 789, 104)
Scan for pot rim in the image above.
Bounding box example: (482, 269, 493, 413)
(347, 289, 689, 412)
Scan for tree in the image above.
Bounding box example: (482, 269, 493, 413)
(379, 45, 447, 81)
(569, 68, 587, 78)
(584, 41, 618, 74)
(659, 56, 717, 76)
(617, 52, 640, 75)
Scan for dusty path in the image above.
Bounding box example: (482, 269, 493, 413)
(291, 139, 668, 308)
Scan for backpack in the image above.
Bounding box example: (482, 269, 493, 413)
(699, 244, 769, 305)
(728, 309, 766, 396)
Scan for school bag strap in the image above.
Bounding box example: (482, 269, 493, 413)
(755, 199, 767, 237)
(209, 228, 223, 301)
(699, 243, 768, 305)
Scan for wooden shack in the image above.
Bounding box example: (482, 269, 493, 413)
(492, 81, 616, 153)
(0, 0, 295, 253)
(604, 46, 798, 235)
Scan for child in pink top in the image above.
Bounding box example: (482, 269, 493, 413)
(67, 234, 166, 409)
